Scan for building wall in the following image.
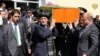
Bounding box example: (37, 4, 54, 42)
(39, 0, 45, 6)
(52, 0, 100, 17)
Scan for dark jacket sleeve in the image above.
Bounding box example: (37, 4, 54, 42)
(35, 27, 52, 39)
(69, 26, 80, 34)
(3, 33, 10, 56)
(26, 23, 36, 48)
(52, 27, 58, 37)
(21, 23, 31, 49)
(3, 25, 11, 56)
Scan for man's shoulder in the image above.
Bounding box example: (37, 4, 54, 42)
(22, 15, 27, 19)
(3, 23, 12, 32)
(90, 23, 99, 31)
(30, 22, 39, 27)
(18, 22, 24, 27)
(20, 15, 27, 21)
(91, 23, 97, 28)
(4, 23, 11, 27)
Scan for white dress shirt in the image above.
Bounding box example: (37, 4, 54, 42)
(11, 22, 21, 46)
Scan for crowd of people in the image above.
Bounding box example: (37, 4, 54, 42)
(0, 2, 100, 56)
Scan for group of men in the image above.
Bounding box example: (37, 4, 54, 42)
(0, 7, 58, 56)
(0, 2, 100, 56)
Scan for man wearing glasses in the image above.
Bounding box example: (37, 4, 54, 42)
(21, 9, 34, 33)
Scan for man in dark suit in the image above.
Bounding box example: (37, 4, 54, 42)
(55, 23, 69, 56)
(0, 26, 5, 56)
(68, 12, 99, 56)
(28, 10, 58, 56)
(4, 9, 28, 56)
(0, 11, 8, 56)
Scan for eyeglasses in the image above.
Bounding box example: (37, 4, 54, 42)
(27, 12, 32, 14)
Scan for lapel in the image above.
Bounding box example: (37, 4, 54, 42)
(79, 27, 84, 38)
(10, 23, 22, 41)
(9, 23, 17, 40)
(79, 24, 92, 38)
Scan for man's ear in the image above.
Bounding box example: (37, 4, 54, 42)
(88, 18, 92, 22)
(88, 18, 91, 21)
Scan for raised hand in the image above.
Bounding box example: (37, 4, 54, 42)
(50, 19, 56, 30)
(67, 22, 73, 29)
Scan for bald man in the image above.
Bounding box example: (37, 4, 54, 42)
(68, 13, 99, 56)
(77, 13, 99, 56)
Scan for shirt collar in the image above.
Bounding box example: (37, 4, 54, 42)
(11, 21, 18, 26)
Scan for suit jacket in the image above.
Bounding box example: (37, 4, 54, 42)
(0, 26, 7, 56)
(94, 21, 100, 56)
(21, 15, 33, 32)
(4, 23, 28, 56)
(68, 26, 79, 56)
(30, 23, 58, 56)
(3, 18, 8, 25)
(76, 23, 99, 56)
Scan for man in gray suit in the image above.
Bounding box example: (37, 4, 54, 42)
(68, 13, 99, 56)
(4, 9, 28, 56)
(21, 9, 34, 33)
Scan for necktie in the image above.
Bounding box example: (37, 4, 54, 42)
(14, 25, 19, 46)
(79, 27, 85, 37)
